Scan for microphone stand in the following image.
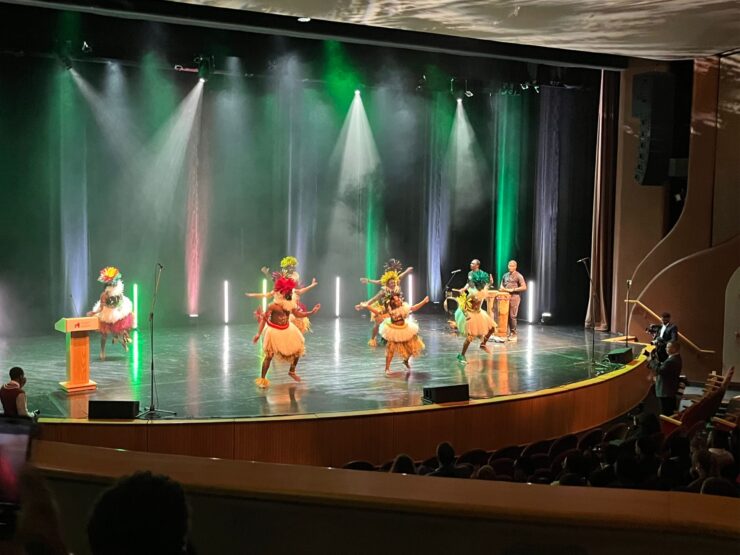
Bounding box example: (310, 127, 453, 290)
(625, 279, 632, 348)
(137, 263, 176, 419)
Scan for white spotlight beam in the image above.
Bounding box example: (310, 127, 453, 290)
(335, 276, 341, 318)
(407, 274, 414, 306)
(224, 280, 229, 324)
(528, 280, 535, 323)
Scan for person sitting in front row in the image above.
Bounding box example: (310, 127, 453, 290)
(0, 366, 36, 418)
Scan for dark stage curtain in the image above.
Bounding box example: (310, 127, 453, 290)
(533, 86, 599, 324)
(586, 71, 620, 331)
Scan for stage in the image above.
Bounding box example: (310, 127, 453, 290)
(3, 312, 627, 420)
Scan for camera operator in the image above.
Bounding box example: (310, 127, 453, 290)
(648, 341, 683, 416)
(648, 312, 678, 362)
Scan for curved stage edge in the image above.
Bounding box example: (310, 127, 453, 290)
(38, 355, 651, 466)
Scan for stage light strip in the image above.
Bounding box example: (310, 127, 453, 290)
(262, 279, 267, 312)
(528, 280, 535, 323)
(224, 280, 229, 324)
(335, 276, 340, 317)
(132, 283, 139, 329)
(407, 274, 414, 306)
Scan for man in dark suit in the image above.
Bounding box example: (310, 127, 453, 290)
(650, 341, 683, 416)
(653, 312, 679, 362)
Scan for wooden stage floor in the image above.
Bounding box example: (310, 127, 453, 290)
(2, 313, 627, 419)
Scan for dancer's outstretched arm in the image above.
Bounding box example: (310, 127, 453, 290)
(360, 277, 382, 285)
(409, 296, 430, 313)
(360, 303, 384, 317)
(398, 266, 414, 280)
(245, 290, 274, 299)
(293, 304, 321, 318)
(295, 278, 318, 295)
(355, 289, 383, 310)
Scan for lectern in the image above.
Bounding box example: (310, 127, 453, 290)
(54, 316, 99, 392)
(493, 291, 510, 338)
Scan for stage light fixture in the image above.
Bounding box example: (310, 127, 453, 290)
(57, 41, 72, 70)
(528, 280, 535, 323)
(457, 98, 462, 104)
(407, 274, 414, 306)
(195, 55, 214, 82)
(335, 276, 340, 317)
(354, 89, 360, 96)
(297, 16, 311, 23)
(189, 313, 199, 318)
(81, 41, 92, 54)
(541, 312, 553, 325)
(415, 74, 427, 92)
(464, 79, 473, 98)
(520, 82, 530, 91)
(224, 280, 229, 325)
(262, 279, 268, 312)
(132, 283, 139, 329)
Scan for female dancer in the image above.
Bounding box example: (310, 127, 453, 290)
(253, 256, 318, 333)
(453, 271, 500, 364)
(356, 261, 412, 346)
(87, 266, 134, 361)
(361, 293, 429, 375)
(252, 277, 320, 388)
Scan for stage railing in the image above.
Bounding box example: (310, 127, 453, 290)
(626, 299, 716, 355)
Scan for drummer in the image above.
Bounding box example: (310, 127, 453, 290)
(499, 260, 527, 341)
(455, 259, 494, 294)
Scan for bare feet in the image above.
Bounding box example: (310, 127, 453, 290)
(384, 368, 392, 376)
(288, 371, 302, 383)
(368, 338, 378, 347)
(403, 359, 411, 370)
(479, 343, 489, 351)
(255, 377, 270, 388)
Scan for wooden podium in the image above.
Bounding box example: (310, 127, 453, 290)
(54, 316, 99, 393)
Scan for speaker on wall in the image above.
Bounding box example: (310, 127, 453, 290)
(422, 384, 469, 403)
(632, 72, 675, 186)
(88, 400, 140, 419)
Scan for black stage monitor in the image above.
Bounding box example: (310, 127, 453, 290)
(422, 384, 469, 404)
(88, 400, 140, 419)
(607, 347, 634, 365)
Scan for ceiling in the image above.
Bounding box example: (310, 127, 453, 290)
(166, 0, 740, 60)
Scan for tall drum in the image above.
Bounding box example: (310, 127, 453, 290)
(494, 292, 511, 337)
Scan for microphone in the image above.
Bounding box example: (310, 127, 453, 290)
(450, 269, 462, 274)
(157, 263, 165, 269)
(576, 257, 589, 264)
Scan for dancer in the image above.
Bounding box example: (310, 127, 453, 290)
(252, 277, 320, 388)
(360, 293, 429, 375)
(253, 256, 318, 334)
(355, 270, 401, 347)
(87, 266, 134, 361)
(453, 271, 501, 364)
(356, 259, 413, 347)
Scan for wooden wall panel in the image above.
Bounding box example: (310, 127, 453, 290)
(147, 422, 236, 459)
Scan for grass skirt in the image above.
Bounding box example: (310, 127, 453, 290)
(262, 322, 305, 361)
(94, 296, 134, 336)
(290, 314, 311, 334)
(379, 318, 425, 359)
(455, 307, 494, 339)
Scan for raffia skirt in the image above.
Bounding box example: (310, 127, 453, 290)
(379, 318, 425, 359)
(455, 307, 495, 340)
(262, 322, 306, 361)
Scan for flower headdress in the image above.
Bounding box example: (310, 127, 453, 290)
(380, 270, 400, 286)
(457, 291, 473, 312)
(280, 256, 298, 269)
(274, 276, 297, 296)
(98, 266, 122, 285)
(383, 258, 404, 273)
(469, 270, 489, 291)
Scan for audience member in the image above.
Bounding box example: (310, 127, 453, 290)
(682, 449, 715, 493)
(87, 471, 193, 555)
(707, 430, 735, 472)
(512, 457, 535, 483)
(656, 458, 688, 491)
(0, 367, 34, 418)
(428, 442, 470, 478)
(700, 477, 739, 498)
(474, 465, 496, 480)
(555, 473, 587, 487)
(589, 443, 619, 487)
(389, 454, 416, 475)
